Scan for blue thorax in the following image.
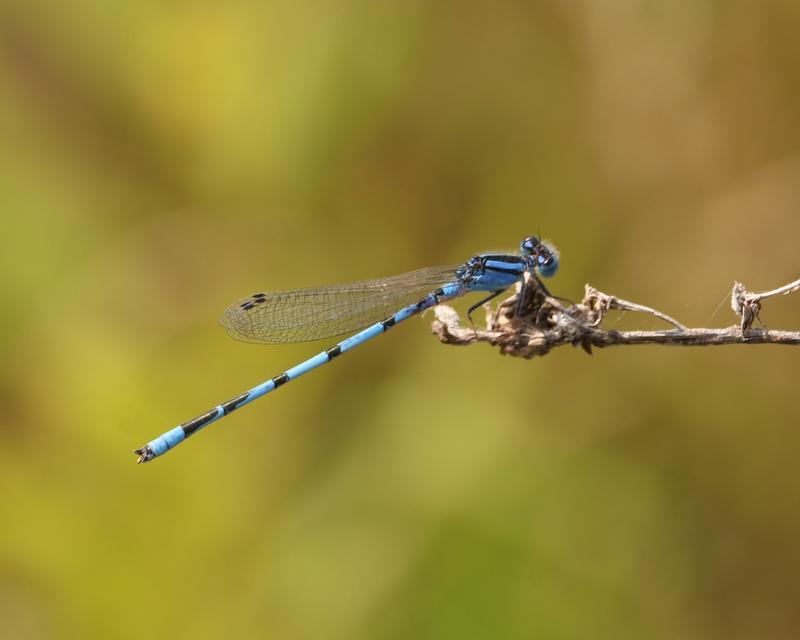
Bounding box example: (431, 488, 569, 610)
(457, 236, 559, 292)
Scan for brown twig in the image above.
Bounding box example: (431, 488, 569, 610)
(431, 275, 800, 359)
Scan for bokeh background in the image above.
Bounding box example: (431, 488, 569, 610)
(1, 1, 799, 638)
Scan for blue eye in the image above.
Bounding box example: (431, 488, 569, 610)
(521, 236, 559, 277)
(536, 245, 558, 278)
(539, 258, 558, 278)
(520, 236, 540, 253)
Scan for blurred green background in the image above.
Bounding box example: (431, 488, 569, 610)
(1, 1, 799, 638)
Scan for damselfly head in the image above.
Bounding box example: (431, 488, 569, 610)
(521, 236, 559, 278)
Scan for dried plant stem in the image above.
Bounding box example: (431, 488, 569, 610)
(431, 276, 800, 359)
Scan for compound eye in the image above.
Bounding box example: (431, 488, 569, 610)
(521, 236, 540, 253)
(537, 252, 559, 278)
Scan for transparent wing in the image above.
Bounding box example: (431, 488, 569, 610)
(220, 265, 462, 344)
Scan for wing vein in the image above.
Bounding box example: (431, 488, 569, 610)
(219, 265, 461, 344)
